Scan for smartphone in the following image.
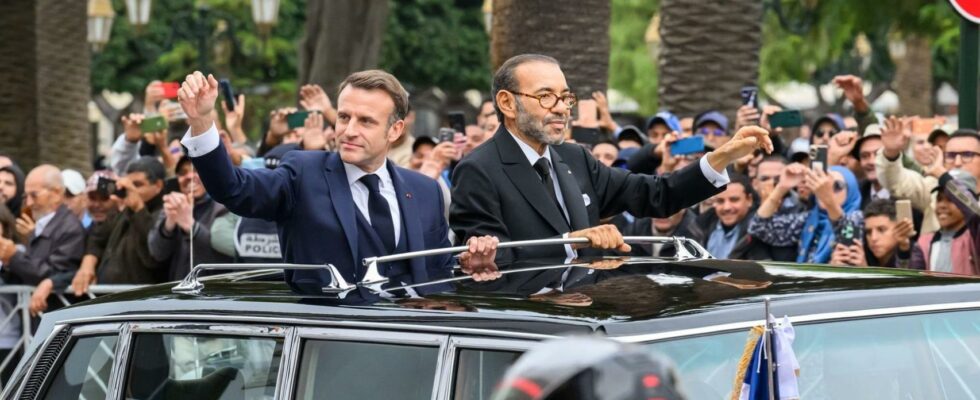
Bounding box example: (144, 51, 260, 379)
(437, 128, 455, 144)
(140, 116, 167, 133)
(286, 111, 311, 130)
(810, 145, 828, 172)
(448, 111, 466, 135)
(896, 199, 913, 222)
(571, 126, 601, 145)
(160, 82, 180, 99)
(740, 86, 759, 108)
(97, 177, 126, 199)
(769, 110, 804, 128)
(837, 218, 859, 247)
(670, 136, 705, 156)
(20, 205, 31, 220)
(219, 79, 236, 109)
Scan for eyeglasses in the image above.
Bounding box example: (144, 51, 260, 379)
(510, 91, 577, 109)
(833, 181, 847, 193)
(944, 151, 980, 165)
(814, 128, 838, 138)
(696, 127, 727, 137)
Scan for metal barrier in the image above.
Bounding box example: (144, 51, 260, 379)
(0, 284, 146, 391)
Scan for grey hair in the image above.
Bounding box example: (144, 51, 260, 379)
(33, 165, 64, 191)
(491, 54, 560, 122)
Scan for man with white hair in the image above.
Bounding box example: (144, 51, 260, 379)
(0, 165, 85, 296)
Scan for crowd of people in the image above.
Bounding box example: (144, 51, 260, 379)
(0, 65, 977, 321)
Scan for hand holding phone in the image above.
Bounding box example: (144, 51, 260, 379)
(286, 111, 313, 130)
(896, 199, 913, 222)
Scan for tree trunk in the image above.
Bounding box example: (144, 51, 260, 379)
(490, 0, 611, 95)
(0, 0, 91, 173)
(892, 35, 933, 116)
(298, 0, 389, 99)
(658, 0, 763, 120)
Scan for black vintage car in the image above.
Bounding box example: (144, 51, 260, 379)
(5, 236, 980, 399)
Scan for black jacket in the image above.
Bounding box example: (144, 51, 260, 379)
(87, 195, 165, 284)
(450, 127, 723, 262)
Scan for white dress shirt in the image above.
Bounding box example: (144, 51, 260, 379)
(182, 123, 403, 245)
(33, 211, 56, 238)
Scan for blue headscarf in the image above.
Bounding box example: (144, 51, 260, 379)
(797, 166, 861, 263)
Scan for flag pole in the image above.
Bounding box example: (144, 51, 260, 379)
(765, 296, 775, 400)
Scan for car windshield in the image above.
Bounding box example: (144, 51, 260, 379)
(647, 309, 980, 399)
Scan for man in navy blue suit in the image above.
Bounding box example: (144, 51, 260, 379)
(176, 70, 501, 293)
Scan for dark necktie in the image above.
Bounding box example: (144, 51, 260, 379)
(533, 158, 568, 227)
(359, 174, 396, 253)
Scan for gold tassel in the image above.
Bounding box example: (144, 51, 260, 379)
(730, 325, 765, 400)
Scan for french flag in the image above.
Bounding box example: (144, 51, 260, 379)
(737, 316, 800, 400)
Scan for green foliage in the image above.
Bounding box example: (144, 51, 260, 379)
(760, 0, 961, 88)
(608, 0, 659, 115)
(379, 0, 490, 93)
(91, 0, 306, 139)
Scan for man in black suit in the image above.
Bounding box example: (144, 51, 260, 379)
(0, 165, 85, 314)
(451, 54, 773, 262)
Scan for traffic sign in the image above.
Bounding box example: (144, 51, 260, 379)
(950, 0, 980, 24)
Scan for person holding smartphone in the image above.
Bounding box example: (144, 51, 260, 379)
(749, 164, 864, 264)
(830, 199, 915, 267)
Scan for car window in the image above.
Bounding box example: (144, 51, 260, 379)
(124, 333, 282, 400)
(294, 340, 439, 400)
(453, 349, 522, 400)
(42, 335, 117, 400)
(648, 309, 980, 399)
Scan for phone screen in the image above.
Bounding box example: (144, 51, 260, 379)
(286, 111, 311, 130)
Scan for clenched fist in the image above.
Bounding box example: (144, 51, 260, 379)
(178, 71, 220, 135)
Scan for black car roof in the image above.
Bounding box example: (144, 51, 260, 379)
(44, 257, 980, 339)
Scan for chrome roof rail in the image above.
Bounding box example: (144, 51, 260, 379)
(362, 235, 712, 269)
(171, 236, 711, 297)
(171, 263, 360, 297)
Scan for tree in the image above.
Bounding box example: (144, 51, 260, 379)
(379, 0, 490, 93)
(657, 0, 764, 118)
(759, 0, 961, 116)
(609, 0, 660, 116)
(91, 0, 307, 140)
(299, 0, 389, 100)
(490, 0, 611, 96)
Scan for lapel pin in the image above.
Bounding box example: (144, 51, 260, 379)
(406, 192, 413, 199)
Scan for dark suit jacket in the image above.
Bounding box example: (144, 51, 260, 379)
(191, 144, 453, 290)
(5, 205, 85, 286)
(450, 127, 723, 261)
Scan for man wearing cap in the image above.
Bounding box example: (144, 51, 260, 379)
(810, 113, 845, 146)
(850, 124, 890, 209)
(910, 169, 980, 274)
(694, 110, 730, 150)
(876, 116, 980, 234)
(61, 169, 91, 229)
(644, 111, 681, 146)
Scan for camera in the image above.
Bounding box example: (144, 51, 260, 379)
(97, 177, 127, 198)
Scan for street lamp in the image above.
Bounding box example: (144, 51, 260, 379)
(125, 0, 152, 32)
(87, 0, 115, 52)
(251, 0, 280, 37)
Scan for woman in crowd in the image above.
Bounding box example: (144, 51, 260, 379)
(749, 164, 864, 264)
